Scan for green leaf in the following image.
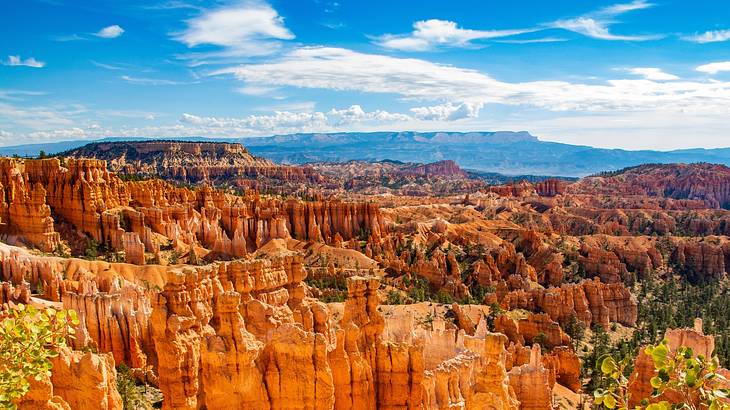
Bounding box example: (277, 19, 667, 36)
(650, 376, 663, 389)
(69, 310, 79, 326)
(686, 376, 697, 388)
(649, 343, 669, 367)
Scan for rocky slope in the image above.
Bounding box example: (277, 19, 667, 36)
(568, 163, 730, 209)
(309, 159, 488, 196)
(2, 158, 730, 409)
(61, 140, 326, 194)
(60, 141, 497, 196)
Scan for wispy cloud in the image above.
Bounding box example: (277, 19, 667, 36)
(251, 101, 317, 112)
(550, 0, 661, 41)
(321, 21, 345, 30)
(53, 33, 85, 42)
(0, 89, 46, 101)
(595, 0, 654, 16)
(696, 62, 730, 75)
(235, 85, 279, 96)
(91, 60, 124, 70)
(174, 0, 294, 58)
(550, 17, 659, 41)
(95, 25, 125, 39)
(120, 75, 195, 86)
(494, 37, 567, 44)
(626, 67, 679, 81)
(0, 101, 84, 130)
(55, 25, 124, 42)
(376, 19, 536, 51)
(682, 29, 730, 44)
(3, 55, 45, 68)
(143, 1, 205, 11)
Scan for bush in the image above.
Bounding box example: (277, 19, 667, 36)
(594, 340, 730, 409)
(116, 363, 152, 410)
(385, 290, 405, 305)
(305, 276, 348, 303)
(0, 305, 79, 409)
(564, 314, 586, 344)
(532, 332, 548, 351)
(85, 239, 100, 259)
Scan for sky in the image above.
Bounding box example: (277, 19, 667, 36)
(2, 0, 730, 150)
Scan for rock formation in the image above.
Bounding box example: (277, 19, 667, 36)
(500, 277, 637, 328)
(4, 153, 730, 410)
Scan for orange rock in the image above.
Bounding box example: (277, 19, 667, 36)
(15, 376, 71, 410)
(49, 347, 122, 410)
(507, 344, 553, 410)
(0, 159, 61, 252)
(501, 277, 637, 329)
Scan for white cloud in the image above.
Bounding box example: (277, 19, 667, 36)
(327, 105, 411, 125)
(175, 0, 294, 57)
(682, 30, 730, 44)
(179, 104, 411, 132)
(375, 0, 659, 52)
(493, 110, 730, 151)
(550, 0, 660, 41)
(494, 37, 567, 44)
(120, 75, 193, 86)
(235, 85, 278, 96)
(696, 62, 730, 75)
(216, 46, 730, 115)
(253, 101, 317, 112)
(595, 0, 653, 16)
(143, 1, 204, 11)
(550, 17, 659, 41)
(0, 104, 411, 144)
(0, 102, 80, 129)
(626, 67, 679, 81)
(411, 102, 483, 121)
(214, 47, 509, 104)
(91, 61, 124, 70)
(53, 34, 85, 42)
(376, 19, 535, 51)
(0, 89, 46, 101)
(26, 127, 90, 141)
(4, 55, 45, 68)
(95, 25, 125, 39)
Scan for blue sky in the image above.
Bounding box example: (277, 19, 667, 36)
(2, 0, 730, 149)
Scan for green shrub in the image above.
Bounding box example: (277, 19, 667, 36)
(0, 305, 79, 409)
(594, 340, 730, 409)
(85, 239, 100, 259)
(116, 363, 152, 410)
(385, 290, 405, 305)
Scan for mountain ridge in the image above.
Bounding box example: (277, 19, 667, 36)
(4, 131, 730, 177)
